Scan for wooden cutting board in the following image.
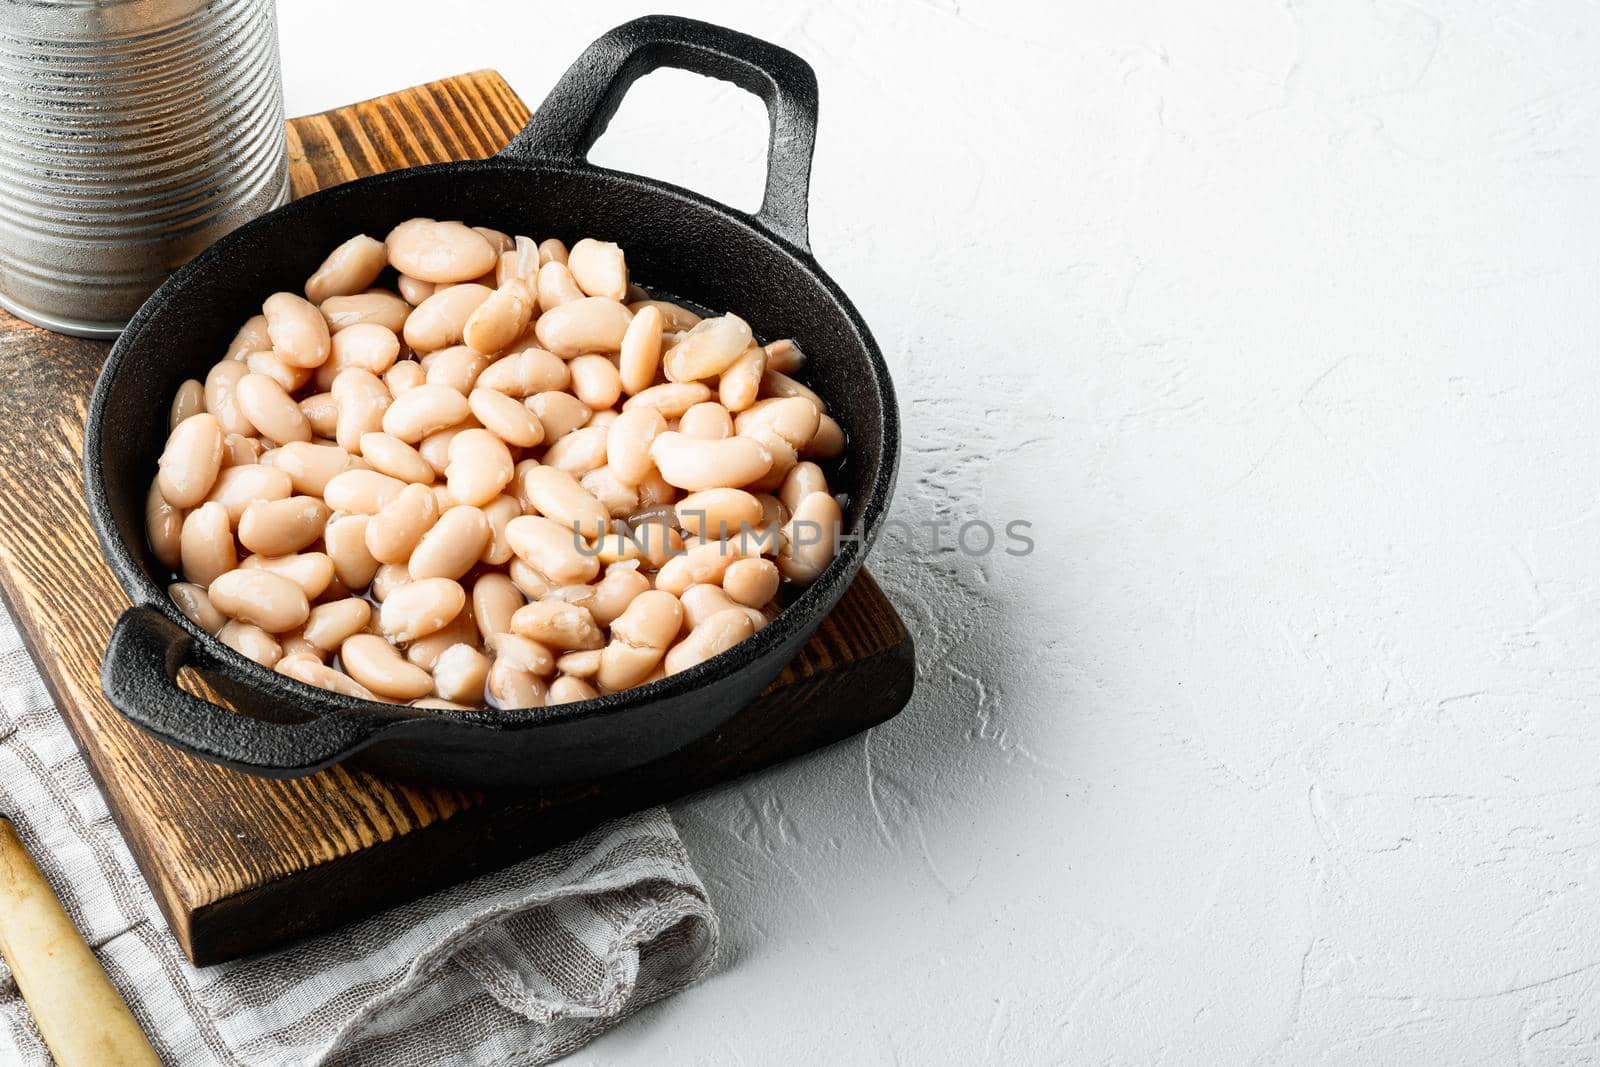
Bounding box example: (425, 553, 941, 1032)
(0, 71, 913, 965)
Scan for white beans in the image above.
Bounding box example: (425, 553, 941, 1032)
(305, 234, 387, 304)
(533, 296, 633, 357)
(207, 569, 309, 633)
(157, 413, 224, 508)
(379, 577, 466, 642)
(385, 218, 498, 283)
(263, 292, 331, 369)
(150, 221, 850, 705)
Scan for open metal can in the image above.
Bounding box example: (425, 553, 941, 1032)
(0, 0, 289, 338)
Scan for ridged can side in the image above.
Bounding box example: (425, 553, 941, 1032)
(0, 0, 289, 337)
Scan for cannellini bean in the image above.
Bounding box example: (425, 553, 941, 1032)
(157, 413, 224, 508)
(739, 426, 797, 493)
(379, 576, 466, 642)
(315, 322, 400, 389)
(207, 464, 292, 523)
(490, 632, 555, 676)
(421, 348, 490, 399)
(385, 360, 426, 396)
(736, 396, 821, 450)
(471, 572, 524, 644)
(324, 513, 379, 589)
(569, 354, 623, 410)
(528, 390, 591, 441)
(567, 238, 628, 300)
(370, 562, 412, 603)
(409, 505, 490, 580)
(521, 465, 608, 541)
(476, 348, 569, 397)
(628, 299, 701, 332)
(662, 314, 752, 382)
(431, 644, 490, 704)
(505, 515, 600, 585)
(653, 538, 748, 595)
(649, 431, 771, 492)
(622, 382, 712, 419)
(168, 582, 225, 634)
(304, 598, 372, 652)
(279, 629, 322, 661)
(628, 518, 685, 569)
(413, 697, 471, 709)
(269, 441, 352, 495)
(240, 551, 335, 600)
(485, 659, 546, 710)
(480, 494, 520, 566)
(245, 349, 309, 392)
(723, 557, 781, 608)
(762, 368, 827, 412)
(358, 432, 435, 484)
(580, 466, 640, 519)
(679, 402, 733, 440)
(236, 373, 311, 443)
(778, 491, 842, 584)
(555, 648, 601, 679)
(511, 600, 604, 651)
(779, 461, 829, 515)
(305, 234, 387, 304)
(324, 468, 406, 514)
(418, 424, 470, 477)
(300, 392, 339, 438)
(204, 359, 254, 436)
(404, 610, 479, 670)
(719, 346, 766, 413)
(382, 384, 471, 442)
(537, 237, 568, 265)
(170, 379, 204, 431)
(536, 260, 584, 312)
(207, 569, 309, 632)
(224, 315, 271, 361)
(385, 218, 498, 284)
(474, 226, 513, 253)
(617, 303, 663, 396)
(597, 590, 682, 691)
(219, 620, 282, 668)
(339, 634, 433, 701)
(276, 654, 377, 699)
(321, 290, 410, 334)
(145, 486, 183, 570)
(534, 296, 632, 357)
(404, 284, 492, 353)
(589, 566, 650, 626)
(541, 424, 609, 477)
(664, 608, 756, 675)
(679, 583, 743, 629)
(462, 279, 533, 354)
(263, 292, 331, 369)
(548, 675, 599, 704)
(674, 488, 763, 540)
(445, 428, 513, 506)
(222, 433, 264, 467)
(764, 338, 805, 375)
(397, 274, 435, 305)
(508, 558, 553, 600)
(805, 413, 846, 459)
(468, 387, 543, 448)
(238, 496, 329, 556)
(365, 483, 439, 563)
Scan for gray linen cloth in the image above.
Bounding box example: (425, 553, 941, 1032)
(0, 615, 719, 1065)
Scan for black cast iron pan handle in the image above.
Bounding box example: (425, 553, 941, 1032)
(102, 605, 406, 777)
(501, 15, 820, 254)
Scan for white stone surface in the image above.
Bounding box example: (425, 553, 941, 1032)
(281, 1, 1600, 1061)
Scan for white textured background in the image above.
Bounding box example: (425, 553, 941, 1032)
(280, 0, 1600, 1061)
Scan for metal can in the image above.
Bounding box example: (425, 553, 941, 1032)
(0, 0, 289, 338)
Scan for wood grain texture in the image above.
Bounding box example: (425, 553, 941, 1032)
(0, 71, 912, 964)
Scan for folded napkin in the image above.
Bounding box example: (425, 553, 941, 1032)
(0, 616, 719, 1065)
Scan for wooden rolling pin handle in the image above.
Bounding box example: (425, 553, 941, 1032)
(0, 818, 162, 1066)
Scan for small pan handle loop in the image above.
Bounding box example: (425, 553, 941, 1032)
(100, 605, 395, 778)
(499, 15, 819, 254)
